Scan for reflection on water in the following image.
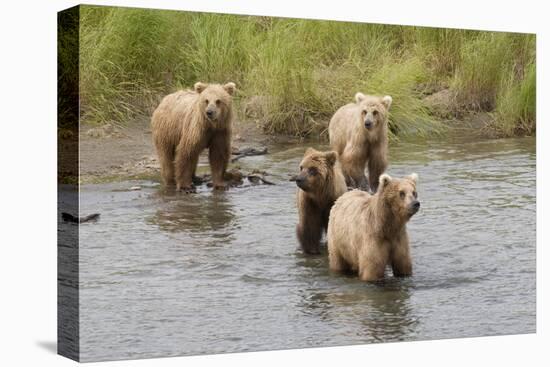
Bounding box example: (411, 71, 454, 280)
(300, 282, 417, 342)
(148, 189, 236, 234)
(75, 133, 536, 362)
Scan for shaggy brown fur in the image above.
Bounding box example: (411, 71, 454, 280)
(151, 82, 236, 192)
(295, 148, 348, 254)
(328, 93, 392, 192)
(327, 173, 420, 281)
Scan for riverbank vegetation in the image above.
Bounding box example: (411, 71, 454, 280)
(72, 6, 536, 137)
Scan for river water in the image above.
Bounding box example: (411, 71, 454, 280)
(75, 134, 536, 362)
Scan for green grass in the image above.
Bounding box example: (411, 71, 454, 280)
(491, 62, 536, 136)
(451, 33, 533, 111)
(72, 5, 536, 137)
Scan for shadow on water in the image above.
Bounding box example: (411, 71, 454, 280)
(295, 250, 417, 342)
(329, 286, 415, 342)
(297, 259, 417, 342)
(146, 187, 236, 234)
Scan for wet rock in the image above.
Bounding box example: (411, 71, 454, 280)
(193, 167, 275, 188)
(247, 174, 275, 185)
(225, 168, 244, 184)
(251, 169, 269, 176)
(247, 175, 262, 184)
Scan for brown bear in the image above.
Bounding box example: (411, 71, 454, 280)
(151, 82, 236, 192)
(328, 93, 392, 192)
(295, 148, 348, 254)
(327, 172, 420, 281)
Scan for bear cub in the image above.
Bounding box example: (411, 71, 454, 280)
(327, 173, 420, 281)
(295, 148, 347, 254)
(151, 81, 236, 193)
(328, 93, 392, 192)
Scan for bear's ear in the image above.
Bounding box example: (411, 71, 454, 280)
(355, 92, 366, 103)
(406, 172, 418, 184)
(304, 147, 318, 156)
(223, 82, 236, 96)
(381, 95, 393, 110)
(378, 173, 392, 192)
(324, 151, 338, 167)
(194, 82, 208, 94)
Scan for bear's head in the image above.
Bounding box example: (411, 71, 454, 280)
(354, 93, 392, 133)
(194, 82, 236, 122)
(295, 148, 338, 194)
(377, 173, 420, 220)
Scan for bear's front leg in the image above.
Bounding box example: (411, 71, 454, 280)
(209, 131, 231, 191)
(296, 213, 323, 255)
(348, 166, 368, 191)
(358, 261, 386, 282)
(391, 234, 413, 277)
(355, 174, 369, 192)
(341, 145, 368, 190)
(358, 244, 388, 281)
(367, 145, 388, 193)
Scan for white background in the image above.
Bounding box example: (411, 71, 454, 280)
(0, 0, 547, 366)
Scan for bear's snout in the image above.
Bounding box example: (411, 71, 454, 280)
(206, 109, 216, 119)
(295, 175, 306, 187)
(364, 119, 373, 129)
(410, 200, 420, 214)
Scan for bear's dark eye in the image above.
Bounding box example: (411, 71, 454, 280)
(362, 110, 367, 115)
(308, 167, 318, 176)
(399, 191, 405, 199)
(215, 99, 221, 105)
(413, 191, 417, 198)
(205, 99, 209, 104)
(373, 110, 378, 116)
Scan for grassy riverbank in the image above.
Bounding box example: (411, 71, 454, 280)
(68, 5, 535, 137)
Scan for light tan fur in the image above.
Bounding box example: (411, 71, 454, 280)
(328, 93, 392, 192)
(151, 82, 236, 192)
(327, 173, 420, 281)
(295, 148, 348, 254)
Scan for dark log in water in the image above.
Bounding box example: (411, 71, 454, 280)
(62, 212, 100, 223)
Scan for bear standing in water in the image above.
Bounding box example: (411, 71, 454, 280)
(295, 148, 347, 254)
(327, 173, 420, 281)
(151, 82, 236, 193)
(329, 93, 392, 192)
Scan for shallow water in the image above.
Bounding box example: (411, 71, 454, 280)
(73, 134, 535, 362)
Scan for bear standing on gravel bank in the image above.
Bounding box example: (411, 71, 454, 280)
(295, 148, 348, 254)
(328, 93, 392, 192)
(327, 173, 420, 281)
(151, 82, 236, 192)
